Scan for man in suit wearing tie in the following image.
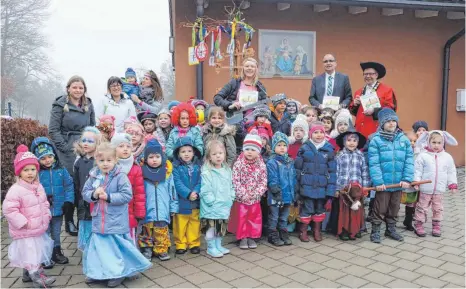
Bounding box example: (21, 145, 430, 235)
(309, 54, 353, 109)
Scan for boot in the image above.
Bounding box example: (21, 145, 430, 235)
(414, 221, 426, 237)
(385, 223, 404, 241)
(268, 230, 284, 246)
(51, 246, 69, 264)
(279, 229, 292, 245)
(313, 222, 322, 242)
(141, 247, 153, 260)
(65, 221, 78, 236)
(366, 198, 375, 222)
(403, 206, 415, 231)
(22, 269, 32, 283)
(64, 204, 78, 236)
(215, 236, 230, 255)
(432, 220, 441, 237)
(370, 223, 381, 243)
(29, 270, 56, 288)
(339, 229, 349, 241)
(206, 238, 223, 258)
(107, 277, 125, 288)
(298, 223, 310, 242)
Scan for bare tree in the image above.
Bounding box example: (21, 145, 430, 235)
(159, 58, 175, 103)
(1, 0, 52, 114)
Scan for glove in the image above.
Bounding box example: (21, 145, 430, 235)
(325, 198, 332, 212)
(270, 186, 283, 207)
(62, 201, 74, 213)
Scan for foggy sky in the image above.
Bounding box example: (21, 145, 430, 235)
(43, 0, 171, 101)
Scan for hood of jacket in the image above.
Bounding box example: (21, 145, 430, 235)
(53, 95, 93, 109)
(202, 123, 236, 136)
(173, 136, 202, 165)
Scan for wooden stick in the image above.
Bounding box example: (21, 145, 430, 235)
(364, 180, 432, 191)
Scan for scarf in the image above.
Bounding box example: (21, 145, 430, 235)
(132, 142, 145, 159)
(143, 163, 166, 183)
(310, 139, 326, 150)
(118, 155, 134, 174)
(177, 126, 189, 138)
(379, 128, 399, 142)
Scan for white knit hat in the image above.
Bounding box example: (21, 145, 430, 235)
(243, 129, 263, 153)
(290, 114, 309, 143)
(330, 109, 353, 138)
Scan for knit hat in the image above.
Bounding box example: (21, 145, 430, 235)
(257, 126, 272, 141)
(168, 101, 180, 111)
(272, 131, 289, 152)
(33, 142, 55, 160)
(309, 121, 325, 135)
(137, 111, 157, 124)
(272, 93, 287, 107)
(99, 114, 115, 125)
(377, 108, 399, 129)
(143, 139, 166, 182)
(412, 120, 429, 133)
(243, 129, 263, 153)
(125, 68, 137, 79)
(124, 117, 145, 136)
(192, 99, 209, 109)
(14, 144, 40, 176)
(291, 114, 309, 141)
(319, 107, 335, 119)
(111, 133, 132, 148)
(253, 105, 271, 120)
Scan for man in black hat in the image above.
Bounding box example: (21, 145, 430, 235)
(349, 62, 397, 138)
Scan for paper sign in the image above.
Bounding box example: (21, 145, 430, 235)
(322, 96, 340, 110)
(238, 89, 259, 107)
(360, 92, 381, 111)
(188, 47, 199, 66)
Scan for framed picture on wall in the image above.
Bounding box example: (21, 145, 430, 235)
(258, 29, 316, 79)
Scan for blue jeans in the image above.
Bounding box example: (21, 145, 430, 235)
(47, 216, 63, 248)
(268, 205, 290, 231)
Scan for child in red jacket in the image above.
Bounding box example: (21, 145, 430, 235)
(111, 133, 146, 244)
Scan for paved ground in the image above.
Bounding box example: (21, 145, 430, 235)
(1, 168, 464, 288)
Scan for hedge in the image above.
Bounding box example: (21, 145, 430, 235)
(1, 118, 48, 202)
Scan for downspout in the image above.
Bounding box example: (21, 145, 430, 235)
(440, 28, 465, 130)
(168, 0, 175, 70)
(196, 0, 204, 100)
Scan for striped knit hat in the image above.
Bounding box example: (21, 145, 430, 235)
(243, 129, 263, 153)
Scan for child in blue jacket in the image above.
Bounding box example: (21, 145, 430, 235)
(31, 137, 74, 266)
(368, 108, 414, 243)
(122, 68, 140, 97)
(172, 136, 202, 255)
(294, 121, 337, 243)
(139, 139, 178, 261)
(267, 132, 296, 247)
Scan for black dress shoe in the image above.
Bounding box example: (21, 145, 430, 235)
(65, 221, 78, 236)
(190, 247, 200, 254)
(175, 249, 187, 255)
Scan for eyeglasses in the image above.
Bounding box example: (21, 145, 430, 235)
(363, 72, 377, 76)
(109, 84, 121, 88)
(323, 59, 335, 63)
(81, 138, 95, 144)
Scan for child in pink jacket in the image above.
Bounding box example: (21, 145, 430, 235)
(3, 145, 55, 288)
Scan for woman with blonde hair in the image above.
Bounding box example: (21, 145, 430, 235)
(49, 75, 95, 236)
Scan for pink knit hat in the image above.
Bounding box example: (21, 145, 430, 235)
(124, 116, 144, 136)
(14, 144, 40, 176)
(309, 121, 325, 135)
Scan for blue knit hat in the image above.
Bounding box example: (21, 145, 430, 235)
(272, 131, 289, 153)
(33, 142, 55, 160)
(168, 101, 181, 111)
(412, 120, 429, 133)
(125, 68, 137, 79)
(377, 108, 399, 129)
(143, 139, 166, 182)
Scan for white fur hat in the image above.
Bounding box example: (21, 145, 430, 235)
(289, 114, 309, 144)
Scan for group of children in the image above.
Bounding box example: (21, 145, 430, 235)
(3, 88, 459, 288)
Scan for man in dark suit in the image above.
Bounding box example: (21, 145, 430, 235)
(309, 54, 353, 109)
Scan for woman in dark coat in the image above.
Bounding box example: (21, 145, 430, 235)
(48, 75, 95, 236)
(213, 57, 267, 153)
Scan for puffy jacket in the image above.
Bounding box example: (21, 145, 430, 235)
(82, 166, 132, 234)
(172, 137, 202, 215)
(368, 131, 414, 191)
(122, 81, 140, 97)
(200, 165, 235, 220)
(74, 156, 95, 221)
(213, 78, 267, 111)
(270, 112, 291, 136)
(414, 150, 457, 194)
(127, 164, 146, 228)
(202, 123, 237, 166)
(144, 161, 178, 223)
(166, 126, 204, 160)
(266, 155, 296, 205)
(3, 180, 52, 240)
(31, 137, 74, 217)
(295, 141, 337, 199)
(134, 86, 163, 115)
(94, 94, 137, 133)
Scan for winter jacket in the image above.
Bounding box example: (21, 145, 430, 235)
(74, 155, 95, 221)
(144, 161, 178, 223)
(202, 123, 237, 166)
(414, 149, 457, 194)
(368, 131, 414, 192)
(134, 86, 163, 115)
(213, 78, 267, 111)
(82, 166, 132, 234)
(295, 141, 337, 199)
(288, 142, 303, 160)
(122, 81, 140, 97)
(270, 112, 291, 136)
(232, 153, 268, 205)
(172, 137, 202, 215)
(94, 93, 137, 133)
(266, 155, 296, 206)
(127, 164, 146, 228)
(31, 137, 75, 217)
(336, 148, 370, 190)
(200, 165, 235, 220)
(48, 95, 95, 174)
(166, 126, 204, 160)
(3, 180, 52, 240)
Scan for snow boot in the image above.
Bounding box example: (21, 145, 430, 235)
(298, 223, 310, 242)
(268, 230, 284, 246)
(432, 220, 441, 237)
(370, 223, 381, 243)
(30, 270, 56, 288)
(51, 246, 69, 264)
(206, 238, 223, 258)
(215, 236, 230, 255)
(279, 229, 292, 245)
(385, 223, 404, 241)
(403, 206, 415, 231)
